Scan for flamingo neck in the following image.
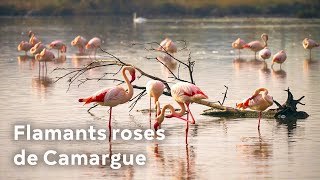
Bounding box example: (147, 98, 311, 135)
(262, 35, 268, 47)
(122, 67, 134, 101)
(156, 102, 186, 125)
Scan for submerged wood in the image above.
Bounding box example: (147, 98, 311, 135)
(199, 88, 309, 120)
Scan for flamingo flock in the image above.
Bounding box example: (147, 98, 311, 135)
(17, 30, 317, 144)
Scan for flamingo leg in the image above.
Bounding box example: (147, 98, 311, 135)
(109, 107, 112, 134)
(310, 49, 312, 60)
(45, 60, 47, 75)
(185, 103, 195, 124)
(238, 49, 240, 58)
(149, 97, 152, 118)
(258, 111, 261, 130)
(255, 52, 257, 59)
(38, 61, 40, 76)
(186, 111, 189, 145)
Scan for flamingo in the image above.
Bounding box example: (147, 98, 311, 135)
(28, 30, 39, 46)
(30, 42, 46, 56)
(271, 50, 287, 68)
(259, 47, 271, 61)
(48, 40, 67, 57)
(154, 82, 208, 144)
(133, 12, 147, 24)
(17, 41, 33, 55)
(78, 66, 136, 132)
(244, 33, 269, 59)
(236, 88, 273, 130)
(86, 37, 101, 58)
(157, 38, 177, 54)
(146, 80, 165, 118)
(232, 38, 245, 57)
(302, 38, 319, 59)
(71, 36, 87, 54)
(35, 48, 55, 74)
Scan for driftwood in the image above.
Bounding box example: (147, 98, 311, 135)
(201, 88, 309, 120)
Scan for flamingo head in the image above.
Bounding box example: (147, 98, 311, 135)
(128, 67, 136, 83)
(28, 30, 34, 38)
(243, 44, 251, 48)
(262, 33, 268, 41)
(85, 43, 91, 49)
(61, 45, 67, 53)
(154, 121, 160, 131)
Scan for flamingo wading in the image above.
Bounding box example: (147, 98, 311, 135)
(302, 38, 319, 59)
(78, 66, 136, 132)
(154, 82, 208, 144)
(146, 80, 165, 118)
(236, 88, 273, 130)
(244, 33, 269, 59)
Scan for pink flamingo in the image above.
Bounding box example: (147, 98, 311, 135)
(244, 33, 269, 59)
(236, 88, 273, 130)
(157, 38, 177, 54)
(78, 66, 136, 132)
(302, 38, 319, 59)
(49, 40, 67, 57)
(271, 50, 287, 68)
(154, 82, 208, 144)
(30, 42, 46, 56)
(86, 37, 101, 57)
(35, 48, 55, 74)
(71, 36, 87, 54)
(232, 38, 245, 57)
(146, 80, 165, 118)
(17, 41, 33, 55)
(259, 47, 271, 61)
(28, 31, 39, 46)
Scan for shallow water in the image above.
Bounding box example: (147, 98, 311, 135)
(1, 16, 320, 179)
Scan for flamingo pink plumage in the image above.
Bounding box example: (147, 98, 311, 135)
(71, 36, 87, 54)
(28, 31, 39, 46)
(259, 47, 271, 61)
(78, 66, 136, 132)
(302, 38, 319, 59)
(157, 38, 177, 54)
(30, 42, 46, 56)
(236, 88, 273, 130)
(244, 33, 268, 59)
(146, 80, 165, 118)
(271, 50, 287, 68)
(35, 48, 55, 74)
(49, 40, 67, 57)
(17, 41, 33, 55)
(86, 37, 101, 57)
(232, 38, 246, 57)
(154, 82, 208, 144)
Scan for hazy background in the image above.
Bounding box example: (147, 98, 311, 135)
(0, 0, 319, 18)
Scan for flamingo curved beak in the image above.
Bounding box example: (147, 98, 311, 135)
(154, 122, 159, 131)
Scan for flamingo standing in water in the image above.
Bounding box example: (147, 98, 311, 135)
(17, 41, 33, 55)
(232, 38, 245, 57)
(154, 82, 208, 144)
(271, 50, 287, 68)
(35, 48, 55, 74)
(244, 33, 269, 59)
(71, 36, 87, 54)
(157, 38, 177, 54)
(49, 40, 67, 57)
(78, 66, 136, 132)
(302, 38, 319, 59)
(146, 80, 165, 118)
(259, 47, 271, 61)
(236, 88, 273, 130)
(28, 31, 39, 46)
(86, 37, 101, 58)
(30, 42, 46, 56)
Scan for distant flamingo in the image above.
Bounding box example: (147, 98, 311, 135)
(17, 41, 33, 55)
(28, 31, 39, 46)
(271, 50, 287, 68)
(236, 88, 273, 130)
(35, 48, 55, 74)
(302, 38, 319, 59)
(244, 33, 269, 59)
(259, 47, 271, 61)
(86, 37, 101, 58)
(71, 36, 87, 54)
(49, 40, 67, 57)
(146, 80, 165, 118)
(30, 42, 46, 56)
(232, 38, 245, 57)
(157, 38, 177, 54)
(78, 66, 136, 132)
(133, 12, 147, 24)
(154, 82, 208, 144)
